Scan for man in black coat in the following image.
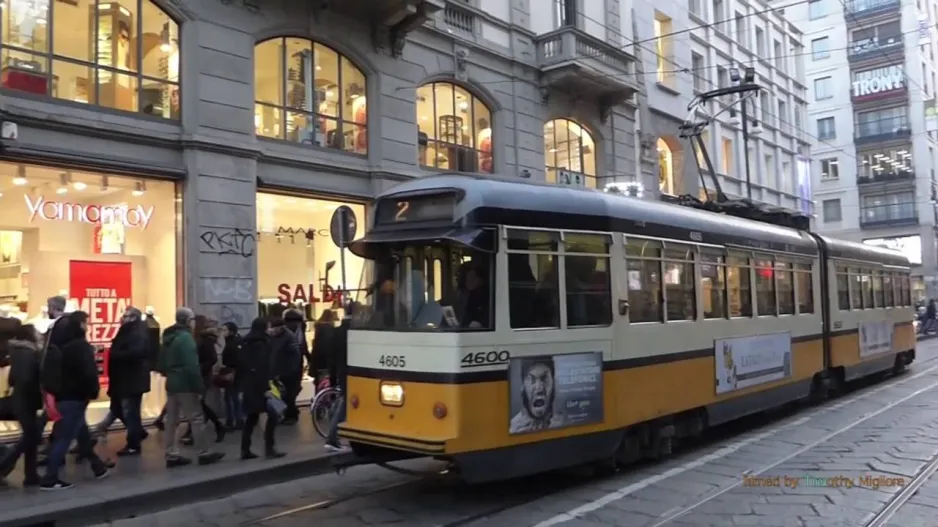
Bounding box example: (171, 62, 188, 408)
(269, 317, 301, 425)
(239, 317, 284, 459)
(104, 307, 151, 455)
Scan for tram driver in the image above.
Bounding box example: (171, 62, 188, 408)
(454, 262, 490, 329)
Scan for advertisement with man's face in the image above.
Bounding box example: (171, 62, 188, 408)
(508, 352, 604, 435)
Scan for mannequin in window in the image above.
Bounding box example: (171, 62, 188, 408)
(477, 120, 492, 173)
(352, 96, 367, 152)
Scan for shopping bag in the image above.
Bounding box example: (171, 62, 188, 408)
(43, 392, 61, 422)
(266, 393, 287, 418)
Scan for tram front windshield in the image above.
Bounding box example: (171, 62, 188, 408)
(351, 241, 494, 332)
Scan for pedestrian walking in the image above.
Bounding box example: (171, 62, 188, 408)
(325, 303, 356, 453)
(97, 307, 150, 455)
(240, 317, 285, 460)
(221, 322, 245, 429)
(0, 323, 43, 486)
(268, 318, 301, 425)
(157, 307, 224, 468)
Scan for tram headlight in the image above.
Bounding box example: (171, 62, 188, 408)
(379, 381, 404, 407)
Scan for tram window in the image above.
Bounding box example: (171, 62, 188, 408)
(755, 259, 777, 316)
(776, 262, 795, 315)
(627, 259, 662, 322)
(507, 229, 560, 251)
(726, 255, 753, 317)
(508, 253, 560, 329)
(795, 264, 814, 314)
(565, 233, 612, 254)
(836, 266, 850, 311)
(664, 261, 696, 321)
(901, 275, 911, 306)
(849, 269, 862, 310)
(566, 254, 612, 327)
(626, 238, 662, 258)
(861, 271, 873, 309)
(701, 254, 726, 319)
(872, 271, 885, 308)
(883, 273, 895, 307)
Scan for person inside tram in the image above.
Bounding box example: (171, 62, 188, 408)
(364, 260, 408, 329)
(454, 261, 490, 329)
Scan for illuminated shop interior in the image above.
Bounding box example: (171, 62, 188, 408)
(1, 0, 180, 118)
(416, 82, 493, 173)
(0, 161, 179, 433)
(544, 118, 596, 188)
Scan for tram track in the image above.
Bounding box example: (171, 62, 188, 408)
(863, 446, 938, 527)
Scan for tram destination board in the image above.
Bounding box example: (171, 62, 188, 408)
(375, 193, 456, 226)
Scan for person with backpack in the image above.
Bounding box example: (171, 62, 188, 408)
(97, 307, 151, 456)
(40, 311, 112, 491)
(157, 307, 225, 468)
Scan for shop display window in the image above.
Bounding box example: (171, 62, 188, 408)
(0, 161, 181, 435)
(1, 0, 180, 118)
(416, 82, 493, 173)
(256, 192, 366, 375)
(254, 38, 368, 154)
(544, 118, 596, 189)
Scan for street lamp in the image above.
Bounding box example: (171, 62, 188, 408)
(729, 67, 756, 200)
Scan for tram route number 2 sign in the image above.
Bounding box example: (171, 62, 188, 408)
(69, 260, 134, 390)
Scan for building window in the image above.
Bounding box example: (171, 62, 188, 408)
(855, 106, 908, 139)
(254, 38, 368, 154)
(821, 158, 839, 179)
(658, 138, 675, 194)
(654, 13, 674, 87)
(256, 192, 366, 325)
(809, 0, 826, 19)
(545, 118, 596, 188)
(689, 0, 701, 16)
(0, 161, 180, 420)
(777, 100, 788, 132)
(760, 91, 770, 125)
(817, 116, 836, 140)
(814, 76, 833, 100)
(861, 192, 916, 224)
(735, 12, 748, 48)
(764, 154, 775, 188)
(811, 37, 831, 60)
(822, 199, 842, 222)
(755, 27, 766, 57)
(691, 52, 706, 91)
(555, 0, 578, 27)
(774, 40, 783, 70)
(857, 148, 912, 181)
(721, 137, 733, 175)
(0, 0, 180, 118)
(712, 0, 725, 31)
(416, 82, 493, 173)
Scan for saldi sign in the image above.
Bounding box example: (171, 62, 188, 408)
(852, 65, 905, 98)
(24, 195, 154, 229)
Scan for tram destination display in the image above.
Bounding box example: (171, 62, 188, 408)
(508, 352, 603, 435)
(374, 193, 456, 225)
(714, 332, 792, 395)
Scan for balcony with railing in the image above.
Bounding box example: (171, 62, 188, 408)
(860, 202, 918, 228)
(848, 37, 903, 64)
(535, 26, 641, 109)
(854, 117, 911, 145)
(845, 0, 901, 21)
(857, 168, 915, 185)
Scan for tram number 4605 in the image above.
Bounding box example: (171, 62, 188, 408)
(461, 350, 510, 367)
(379, 355, 406, 368)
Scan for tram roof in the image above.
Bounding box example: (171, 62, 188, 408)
(816, 235, 909, 267)
(377, 174, 819, 256)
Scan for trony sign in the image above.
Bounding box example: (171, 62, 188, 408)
(852, 65, 905, 98)
(24, 195, 154, 229)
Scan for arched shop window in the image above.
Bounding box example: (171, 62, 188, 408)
(544, 119, 596, 188)
(1, 0, 180, 119)
(254, 38, 368, 154)
(416, 82, 493, 173)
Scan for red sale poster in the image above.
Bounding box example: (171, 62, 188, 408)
(68, 261, 133, 391)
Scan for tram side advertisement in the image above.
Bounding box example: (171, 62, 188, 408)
(508, 352, 603, 435)
(715, 332, 792, 395)
(859, 321, 893, 358)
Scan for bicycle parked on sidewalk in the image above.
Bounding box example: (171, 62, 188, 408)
(310, 377, 341, 438)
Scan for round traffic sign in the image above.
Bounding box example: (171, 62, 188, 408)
(330, 205, 358, 248)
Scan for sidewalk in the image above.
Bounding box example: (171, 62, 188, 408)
(0, 417, 345, 527)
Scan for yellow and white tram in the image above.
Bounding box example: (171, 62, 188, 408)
(337, 174, 914, 483)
